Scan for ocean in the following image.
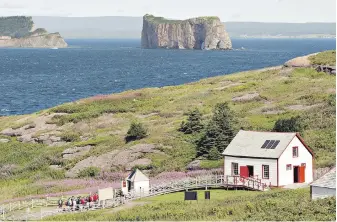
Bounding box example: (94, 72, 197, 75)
(0, 38, 335, 116)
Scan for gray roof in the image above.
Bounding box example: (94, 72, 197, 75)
(222, 130, 297, 158)
(126, 169, 149, 182)
(311, 167, 336, 189)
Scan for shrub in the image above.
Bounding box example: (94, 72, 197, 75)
(273, 116, 306, 133)
(197, 102, 236, 159)
(60, 131, 81, 142)
(179, 108, 204, 134)
(78, 167, 100, 178)
(125, 122, 148, 142)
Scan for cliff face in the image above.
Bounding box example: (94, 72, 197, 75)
(141, 15, 232, 50)
(0, 32, 67, 48)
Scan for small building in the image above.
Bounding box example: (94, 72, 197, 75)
(310, 167, 336, 200)
(222, 130, 314, 187)
(0, 36, 11, 40)
(121, 169, 150, 196)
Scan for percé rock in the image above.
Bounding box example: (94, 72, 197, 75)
(141, 14, 232, 50)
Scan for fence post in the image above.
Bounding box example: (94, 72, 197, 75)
(9, 203, 11, 212)
(31, 199, 34, 208)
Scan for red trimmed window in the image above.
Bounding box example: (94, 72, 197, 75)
(293, 146, 299, 157)
(232, 162, 239, 176)
(262, 165, 269, 179)
(286, 164, 292, 170)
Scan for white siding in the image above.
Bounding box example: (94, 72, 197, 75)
(134, 180, 150, 196)
(224, 156, 277, 186)
(278, 136, 313, 186)
(311, 186, 336, 199)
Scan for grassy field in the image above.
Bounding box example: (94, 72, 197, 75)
(45, 188, 336, 221)
(0, 51, 335, 202)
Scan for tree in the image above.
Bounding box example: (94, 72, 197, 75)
(179, 108, 204, 134)
(197, 102, 236, 159)
(273, 116, 305, 133)
(125, 122, 148, 142)
(208, 147, 221, 160)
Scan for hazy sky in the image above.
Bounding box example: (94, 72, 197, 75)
(0, 0, 335, 22)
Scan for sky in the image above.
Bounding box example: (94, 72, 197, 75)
(0, 0, 335, 23)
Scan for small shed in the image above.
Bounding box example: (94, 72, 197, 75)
(310, 167, 336, 200)
(122, 169, 150, 196)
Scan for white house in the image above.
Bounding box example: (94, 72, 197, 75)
(121, 169, 150, 196)
(310, 167, 336, 200)
(222, 130, 314, 187)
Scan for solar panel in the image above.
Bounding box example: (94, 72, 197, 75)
(266, 140, 275, 149)
(261, 140, 270, 148)
(270, 140, 280, 149)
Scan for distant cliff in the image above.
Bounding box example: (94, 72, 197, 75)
(141, 14, 232, 50)
(0, 16, 67, 48)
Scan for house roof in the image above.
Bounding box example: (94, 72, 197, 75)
(126, 169, 149, 182)
(222, 130, 307, 159)
(311, 167, 336, 189)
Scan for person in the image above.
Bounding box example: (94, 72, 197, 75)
(80, 197, 86, 211)
(58, 198, 63, 209)
(89, 195, 93, 208)
(62, 200, 67, 211)
(86, 196, 90, 209)
(72, 198, 77, 211)
(67, 198, 72, 211)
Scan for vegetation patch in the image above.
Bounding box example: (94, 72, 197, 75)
(309, 50, 336, 65)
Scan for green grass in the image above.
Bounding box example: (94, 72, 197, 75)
(45, 188, 336, 221)
(200, 160, 224, 169)
(144, 14, 219, 24)
(309, 50, 336, 65)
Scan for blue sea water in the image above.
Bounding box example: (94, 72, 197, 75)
(0, 38, 335, 116)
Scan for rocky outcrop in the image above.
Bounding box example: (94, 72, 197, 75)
(65, 144, 165, 177)
(0, 32, 67, 48)
(141, 14, 232, 50)
(62, 145, 92, 160)
(284, 53, 317, 67)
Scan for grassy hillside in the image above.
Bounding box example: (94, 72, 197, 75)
(45, 188, 335, 221)
(0, 51, 335, 201)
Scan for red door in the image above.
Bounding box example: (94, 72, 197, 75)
(240, 166, 249, 178)
(299, 166, 306, 183)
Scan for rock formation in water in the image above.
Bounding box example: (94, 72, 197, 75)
(141, 14, 232, 50)
(0, 16, 67, 48)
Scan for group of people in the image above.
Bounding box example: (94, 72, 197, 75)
(58, 193, 99, 212)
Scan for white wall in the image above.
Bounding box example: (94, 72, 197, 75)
(311, 186, 336, 199)
(278, 136, 313, 186)
(134, 180, 150, 196)
(224, 156, 277, 186)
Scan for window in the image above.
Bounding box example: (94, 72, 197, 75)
(232, 162, 239, 175)
(286, 164, 292, 170)
(293, 147, 299, 157)
(262, 165, 269, 179)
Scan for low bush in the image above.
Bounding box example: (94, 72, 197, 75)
(125, 122, 148, 142)
(78, 167, 100, 178)
(60, 131, 81, 142)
